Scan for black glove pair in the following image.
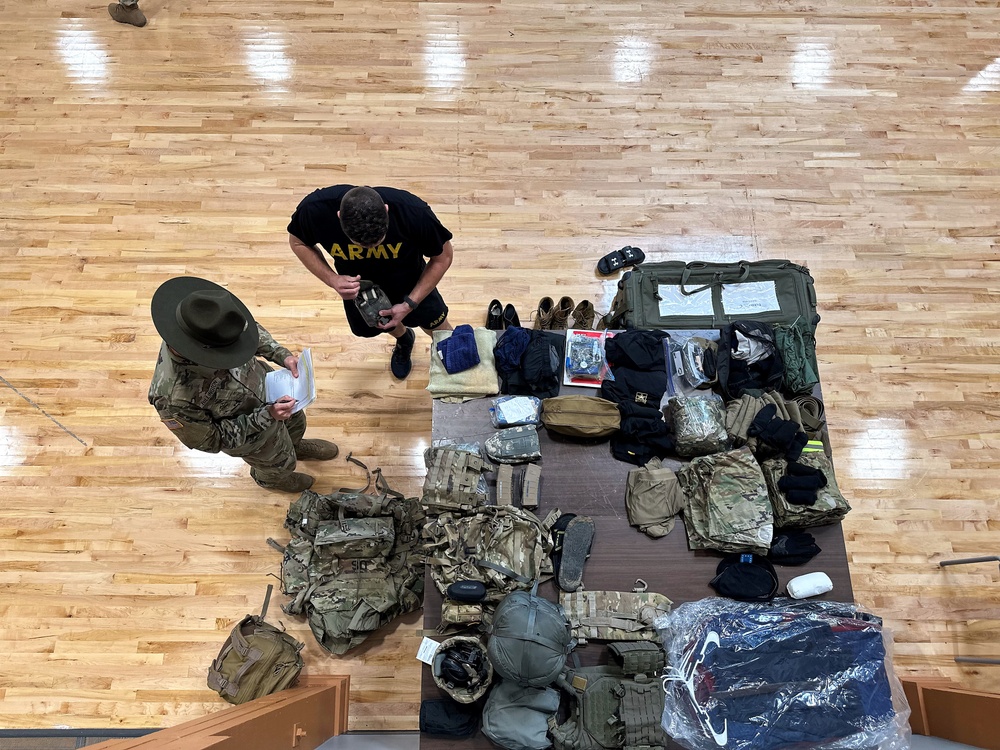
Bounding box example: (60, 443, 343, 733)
(748, 403, 808, 461)
(777, 461, 827, 506)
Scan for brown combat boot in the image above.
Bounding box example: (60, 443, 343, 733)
(254, 472, 314, 493)
(295, 439, 339, 461)
(570, 300, 596, 330)
(533, 297, 554, 330)
(551, 296, 575, 330)
(108, 2, 147, 26)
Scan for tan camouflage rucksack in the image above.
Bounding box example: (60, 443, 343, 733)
(271, 461, 425, 655)
(423, 505, 559, 614)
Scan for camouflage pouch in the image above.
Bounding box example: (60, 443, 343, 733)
(440, 600, 484, 631)
(484, 425, 541, 464)
(355, 279, 393, 328)
(315, 517, 395, 559)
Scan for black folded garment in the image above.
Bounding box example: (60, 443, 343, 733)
(710, 553, 779, 602)
(420, 697, 481, 737)
(748, 403, 809, 461)
(768, 530, 821, 566)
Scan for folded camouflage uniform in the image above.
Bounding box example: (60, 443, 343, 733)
(678, 446, 773, 555)
(760, 446, 851, 528)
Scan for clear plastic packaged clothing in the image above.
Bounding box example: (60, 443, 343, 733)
(656, 597, 910, 750)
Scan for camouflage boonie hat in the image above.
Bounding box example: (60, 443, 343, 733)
(484, 425, 541, 464)
(431, 635, 493, 704)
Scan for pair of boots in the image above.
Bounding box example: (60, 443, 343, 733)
(253, 439, 339, 493)
(534, 296, 596, 331)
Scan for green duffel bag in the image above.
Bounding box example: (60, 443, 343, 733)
(541, 396, 620, 439)
(207, 585, 304, 704)
(604, 259, 818, 330)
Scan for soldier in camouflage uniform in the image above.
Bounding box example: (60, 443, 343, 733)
(148, 277, 339, 493)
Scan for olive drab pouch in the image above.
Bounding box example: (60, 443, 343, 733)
(207, 584, 304, 705)
(354, 279, 393, 329)
(604, 259, 817, 331)
(541, 395, 621, 439)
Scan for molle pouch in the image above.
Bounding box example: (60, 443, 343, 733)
(315, 517, 395, 559)
(440, 600, 484, 630)
(355, 280, 393, 328)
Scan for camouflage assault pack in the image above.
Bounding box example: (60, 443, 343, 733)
(560, 580, 672, 645)
(422, 446, 491, 514)
(549, 641, 668, 750)
(207, 584, 304, 705)
(423, 506, 559, 623)
(272, 463, 425, 655)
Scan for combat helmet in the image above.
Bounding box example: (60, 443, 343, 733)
(432, 635, 493, 704)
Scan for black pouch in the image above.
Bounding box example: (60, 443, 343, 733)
(354, 280, 393, 328)
(420, 697, 481, 737)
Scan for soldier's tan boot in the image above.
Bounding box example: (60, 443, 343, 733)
(108, 2, 147, 26)
(254, 471, 314, 493)
(533, 297, 554, 330)
(551, 296, 575, 330)
(570, 300, 596, 330)
(295, 439, 339, 461)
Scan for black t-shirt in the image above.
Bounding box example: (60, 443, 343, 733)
(287, 185, 453, 299)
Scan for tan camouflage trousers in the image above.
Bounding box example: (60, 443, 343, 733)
(225, 411, 306, 485)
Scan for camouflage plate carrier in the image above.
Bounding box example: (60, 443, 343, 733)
(549, 641, 668, 750)
(561, 580, 672, 646)
(271, 460, 425, 655)
(423, 506, 559, 626)
(422, 446, 492, 514)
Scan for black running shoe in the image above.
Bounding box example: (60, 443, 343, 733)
(390, 328, 416, 379)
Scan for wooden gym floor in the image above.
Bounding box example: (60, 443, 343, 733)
(2, 0, 1000, 731)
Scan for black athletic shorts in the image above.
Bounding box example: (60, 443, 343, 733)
(343, 288, 449, 338)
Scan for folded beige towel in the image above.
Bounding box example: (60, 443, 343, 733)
(427, 327, 500, 402)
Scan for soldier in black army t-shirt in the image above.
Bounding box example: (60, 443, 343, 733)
(288, 185, 455, 379)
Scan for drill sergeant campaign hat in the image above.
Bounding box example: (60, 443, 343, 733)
(151, 277, 260, 369)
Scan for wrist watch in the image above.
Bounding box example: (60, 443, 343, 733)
(403, 295, 418, 310)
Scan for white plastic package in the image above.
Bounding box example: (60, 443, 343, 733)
(489, 396, 543, 427)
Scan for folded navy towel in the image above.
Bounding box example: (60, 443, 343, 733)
(436, 325, 481, 374)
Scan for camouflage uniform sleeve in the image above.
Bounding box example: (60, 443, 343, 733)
(151, 395, 273, 453)
(255, 323, 294, 367)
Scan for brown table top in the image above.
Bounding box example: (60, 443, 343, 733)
(420, 388, 853, 749)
